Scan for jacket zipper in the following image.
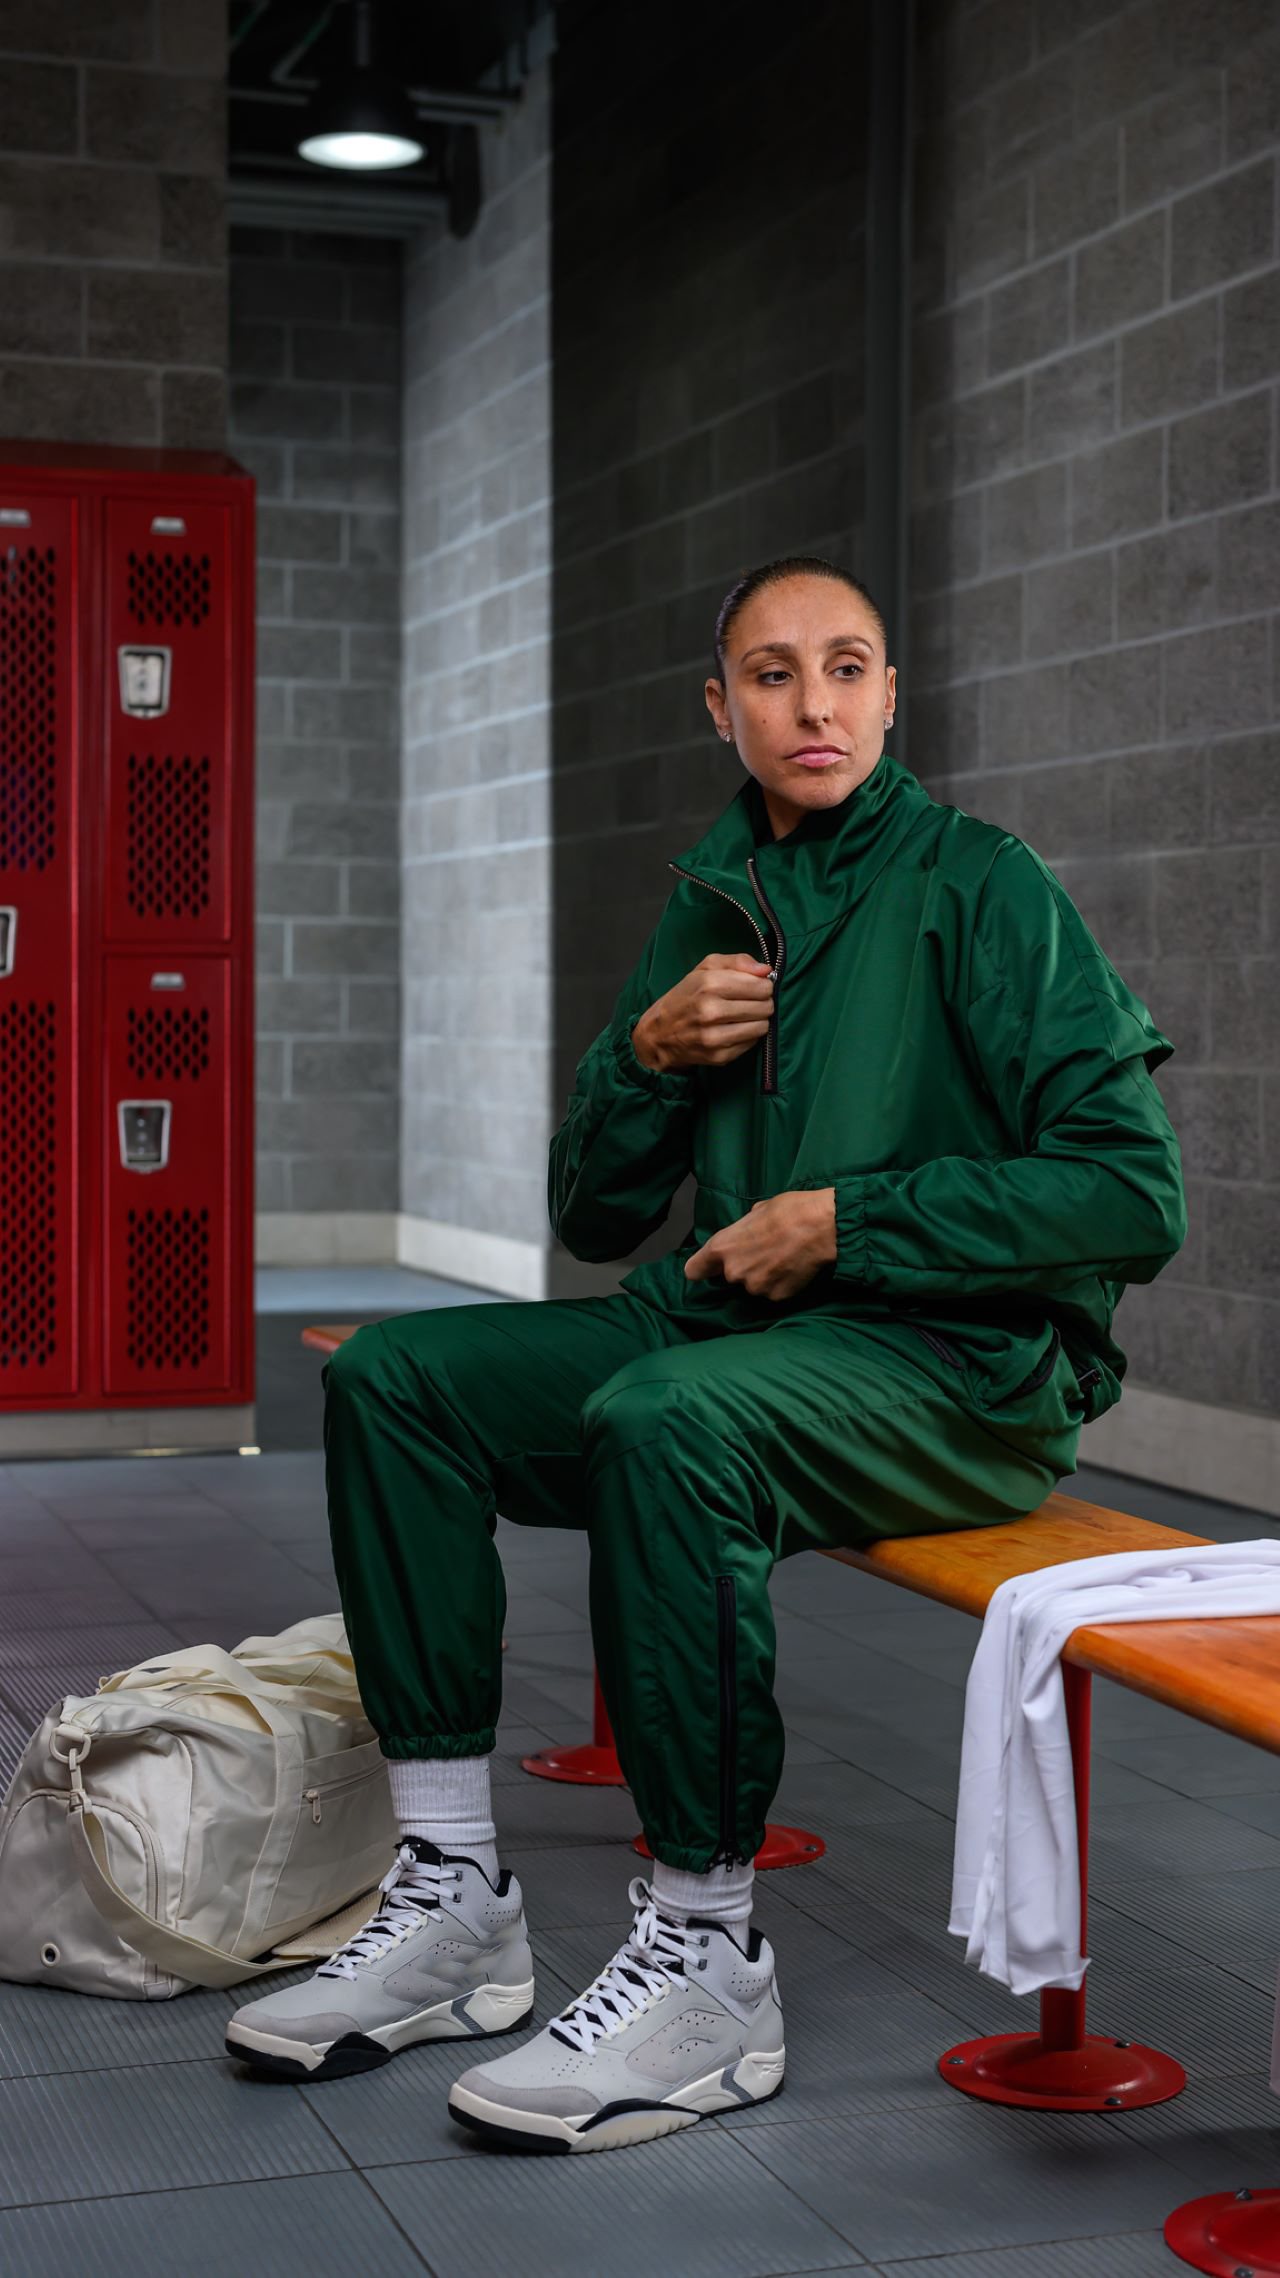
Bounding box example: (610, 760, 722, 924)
(666, 860, 783, 1094)
(1009, 1323, 1062, 1399)
(746, 856, 786, 1094)
(714, 1575, 741, 1867)
(907, 1323, 965, 1370)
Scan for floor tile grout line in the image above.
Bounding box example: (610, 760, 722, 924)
(292, 2093, 441, 2277)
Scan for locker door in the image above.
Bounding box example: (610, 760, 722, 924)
(0, 490, 80, 1401)
(101, 954, 232, 1396)
(102, 497, 232, 947)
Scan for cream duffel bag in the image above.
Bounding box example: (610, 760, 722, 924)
(0, 1613, 397, 1999)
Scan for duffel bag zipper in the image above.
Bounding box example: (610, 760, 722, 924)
(666, 860, 785, 1094)
(302, 1767, 380, 1826)
(714, 1575, 742, 1867)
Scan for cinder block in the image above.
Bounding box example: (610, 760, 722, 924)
(1226, 26, 1280, 161)
(233, 259, 347, 324)
(1223, 268, 1280, 389)
(1204, 1182, 1279, 1299)
(1018, 757, 1112, 859)
(1171, 157, 1276, 299)
(1024, 553, 1114, 660)
(85, 67, 224, 174)
(1065, 642, 1160, 754)
(1029, 341, 1117, 457)
(293, 565, 398, 625)
(345, 978, 401, 1033)
(980, 663, 1071, 767)
(344, 865, 402, 921)
(1067, 6, 1177, 127)
(347, 509, 400, 569)
(157, 0, 228, 74)
(0, 157, 159, 261)
(1165, 614, 1271, 736)
(291, 920, 399, 977)
(1168, 391, 1272, 519)
(1120, 297, 1220, 425)
(293, 446, 400, 509)
(1115, 520, 1218, 641)
(87, 269, 225, 366)
(983, 462, 1067, 571)
(953, 177, 1030, 295)
(0, 263, 80, 357)
(258, 1095, 397, 1155)
(257, 625, 338, 684)
(1208, 956, 1280, 1065)
(0, 60, 78, 155)
(987, 258, 1070, 375)
(256, 979, 344, 1036)
(255, 860, 342, 918)
(1109, 745, 1209, 852)
(1217, 498, 1280, 616)
(161, 371, 227, 451)
(1030, 121, 1120, 260)
(1154, 847, 1264, 954)
(0, 0, 152, 59)
(1069, 427, 1163, 547)
(0, 359, 159, 445)
(291, 1039, 399, 1097)
(231, 380, 344, 443)
(256, 742, 346, 800)
(1050, 850, 1154, 961)
(288, 802, 397, 863)
(289, 1153, 399, 1212)
(1074, 211, 1165, 342)
(910, 493, 984, 589)
(1207, 728, 1280, 843)
(158, 173, 225, 268)
(257, 504, 344, 563)
(1123, 75, 1225, 209)
(292, 323, 398, 386)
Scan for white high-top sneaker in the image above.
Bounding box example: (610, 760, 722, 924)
(225, 1838, 534, 2082)
(447, 1875, 784, 2152)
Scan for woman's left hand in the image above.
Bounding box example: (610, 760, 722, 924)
(683, 1188, 837, 1300)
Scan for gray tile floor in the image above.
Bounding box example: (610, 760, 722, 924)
(1, 1271, 1279, 2275)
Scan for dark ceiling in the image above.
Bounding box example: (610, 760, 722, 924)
(229, 0, 539, 230)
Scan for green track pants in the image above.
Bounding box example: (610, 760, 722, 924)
(323, 1292, 1080, 1873)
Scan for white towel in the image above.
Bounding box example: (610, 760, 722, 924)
(948, 1539, 1280, 1999)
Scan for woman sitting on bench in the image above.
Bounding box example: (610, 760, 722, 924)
(226, 552, 1187, 2156)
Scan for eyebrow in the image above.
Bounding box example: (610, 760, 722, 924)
(738, 634, 875, 662)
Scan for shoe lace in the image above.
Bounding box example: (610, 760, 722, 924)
(316, 1844, 461, 1981)
(550, 1877, 702, 2053)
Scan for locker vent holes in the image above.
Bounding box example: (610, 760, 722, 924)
(127, 1006, 211, 1083)
(0, 545, 57, 872)
(126, 1207, 210, 1370)
(126, 550, 211, 627)
(126, 754, 212, 918)
(0, 1000, 58, 1369)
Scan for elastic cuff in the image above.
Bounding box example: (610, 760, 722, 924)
(608, 1009, 692, 1099)
(832, 1177, 872, 1285)
(378, 1731, 496, 1760)
(644, 1833, 765, 1875)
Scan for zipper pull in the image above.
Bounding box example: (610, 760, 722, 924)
(304, 1788, 322, 1824)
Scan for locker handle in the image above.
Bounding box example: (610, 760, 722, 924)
(0, 907, 15, 979)
(0, 508, 31, 527)
(118, 1101, 172, 1174)
(151, 516, 186, 535)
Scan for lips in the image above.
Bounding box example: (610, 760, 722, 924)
(788, 751, 843, 767)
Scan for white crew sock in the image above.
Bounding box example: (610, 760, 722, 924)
(385, 1756, 499, 1886)
(650, 1858, 755, 1951)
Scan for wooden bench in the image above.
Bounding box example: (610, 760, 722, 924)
(304, 1321, 1280, 2265)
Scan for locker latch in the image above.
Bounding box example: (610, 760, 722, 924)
(117, 644, 171, 719)
(117, 1101, 171, 1173)
(0, 907, 14, 979)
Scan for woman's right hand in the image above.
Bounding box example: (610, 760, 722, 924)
(631, 954, 774, 1072)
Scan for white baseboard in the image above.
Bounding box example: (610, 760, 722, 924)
(395, 1213, 546, 1299)
(0, 1405, 257, 1460)
(1083, 1384, 1279, 1519)
(256, 1212, 399, 1265)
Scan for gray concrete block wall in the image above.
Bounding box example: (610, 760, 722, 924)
(909, 0, 1279, 1418)
(0, 0, 227, 448)
(399, 58, 553, 1254)
(230, 228, 403, 1220)
(545, 0, 869, 1292)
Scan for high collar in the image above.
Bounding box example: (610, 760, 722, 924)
(668, 750, 935, 939)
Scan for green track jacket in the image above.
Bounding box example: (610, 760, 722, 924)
(548, 751, 1187, 1428)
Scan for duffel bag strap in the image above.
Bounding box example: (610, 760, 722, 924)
(59, 1737, 304, 1989)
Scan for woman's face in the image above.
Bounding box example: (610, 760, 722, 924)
(705, 575, 896, 839)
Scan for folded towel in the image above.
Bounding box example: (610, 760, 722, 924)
(949, 1539, 1280, 1998)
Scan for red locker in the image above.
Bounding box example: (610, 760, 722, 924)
(0, 443, 255, 1456)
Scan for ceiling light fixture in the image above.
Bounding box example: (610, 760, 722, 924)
(298, 0, 426, 172)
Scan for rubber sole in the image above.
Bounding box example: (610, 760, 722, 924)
(447, 2046, 785, 2153)
(225, 1976, 536, 2083)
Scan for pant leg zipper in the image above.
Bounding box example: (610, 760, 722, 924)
(714, 1574, 741, 1867)
(907, 1323, 965, 1370)
(1009, 1323, 1062, 1399)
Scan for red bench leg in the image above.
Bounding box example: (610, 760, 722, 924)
(938, 1662, 1186, 2110)
(521, 1665, 825, 1869)
(1164, 2187, 1280, 2274)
